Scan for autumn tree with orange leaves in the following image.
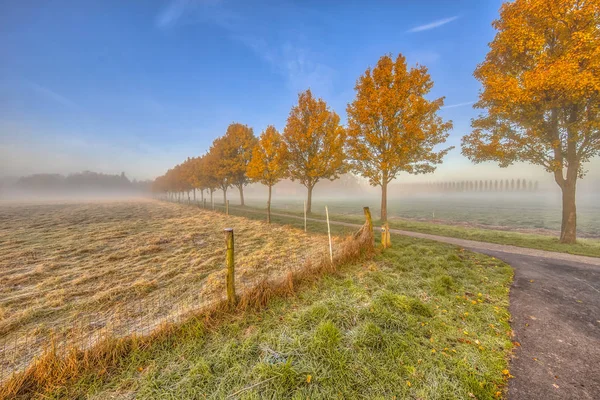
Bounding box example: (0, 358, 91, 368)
(284, 89, 346, 214)
(347, 54, 453, 221)
(221, 123, 257, 206)
(247, 125, 289, 223)
(206, 136, 232, 205)
(461, 0, 600, 243)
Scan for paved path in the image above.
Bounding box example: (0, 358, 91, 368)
(261, 209, 600, 399)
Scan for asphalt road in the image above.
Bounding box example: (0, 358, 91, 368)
(471, 250, 600, 400)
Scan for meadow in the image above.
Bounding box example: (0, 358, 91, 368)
(0, 199, 516, 399)
(0, 200, 331, 382)
(251, 192, 600, 237)
(44, 234, 514, 399)
(233, 191, 600, 257)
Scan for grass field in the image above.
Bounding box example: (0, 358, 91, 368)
(253, 192, 600, 237)
(0, 200, 331, 381)
(224, 195, 600, 258)
(0, 199, 514, 399)
(53, 235, 514, 399)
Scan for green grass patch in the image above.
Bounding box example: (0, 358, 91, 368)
(55, 235, 513, 399)
(210, 202, 600, 258)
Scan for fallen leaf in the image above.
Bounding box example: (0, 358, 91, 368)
(502, 369, 510, 375)
(406, 380, 411, 387)
(553, 383, 560, 389)
(306, 375, 312, 384)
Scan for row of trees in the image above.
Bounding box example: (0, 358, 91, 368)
(154, 55, 452, 223)
(398, 179, 540, 193)
(156, 0, 600, 243)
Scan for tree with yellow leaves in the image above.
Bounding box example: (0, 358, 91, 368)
(247, 125, 289, 223)
(206, 136, 231, 205)
(283, 89, 346, 214)
(221, 123, 257, 206)
(347, 54, 453, 221)
(461, 0, 600, 243)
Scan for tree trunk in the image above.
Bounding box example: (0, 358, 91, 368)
(381, 181, 388, 222)
(223, 188, 227, 206)
(238, 185, 245, 206)
(201, 189, 204, 202)
(306, 184, 313, 214)
(193, 189, 196, 202)
(560, 180, 577, 244)
(267, 185, 272, 224)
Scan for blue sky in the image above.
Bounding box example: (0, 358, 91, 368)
(1, 0, 535, 181)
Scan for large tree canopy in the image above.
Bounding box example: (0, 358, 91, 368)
(220, 123, 257, 206)
(283, 89, 346, 214)
(461, 0, 600, 243)
(347, 54, 453, 221)
(247, 125, 289, 223)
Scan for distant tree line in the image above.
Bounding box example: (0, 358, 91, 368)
(396, 178, 539, 193)
(14, 171, 151, 192)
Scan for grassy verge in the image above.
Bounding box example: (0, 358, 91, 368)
(210, 202, 600, 258)
(46, 233, 513, 399)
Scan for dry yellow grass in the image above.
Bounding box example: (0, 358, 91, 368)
(0, 199, 332, 380)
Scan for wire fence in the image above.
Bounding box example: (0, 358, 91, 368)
(0, 198, 365, 385)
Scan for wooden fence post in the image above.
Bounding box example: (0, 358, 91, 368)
(224, 228, 236, 308)
(363, 207, 373, 234)
(363, 207, 374, 246)
(381, 222, 391, 249)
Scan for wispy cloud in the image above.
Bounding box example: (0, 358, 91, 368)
(407, 16, 459, 33)
(235, 35, 336, 96)
(156, 0, 192, 28)
(155, 0, 225, 29)
(441, 101, 475, 109)
(25, 80, 78, 109)
(156, 1, 336, 97)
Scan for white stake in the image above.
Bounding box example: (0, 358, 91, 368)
(326, 205, 333, 263)
(304, 200, 307, 232)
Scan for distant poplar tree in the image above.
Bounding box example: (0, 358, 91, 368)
(494, 180, 499, 191)
(516, 179, 521, 191)
(511, 179, 515, 191)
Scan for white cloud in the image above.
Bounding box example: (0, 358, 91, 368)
(441, 101, 476, 109)
(25, 80, 78, 109)
(407, 16, 459, 33)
